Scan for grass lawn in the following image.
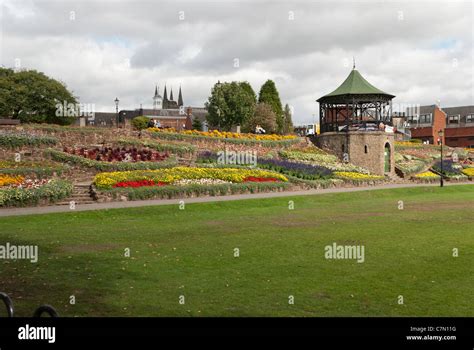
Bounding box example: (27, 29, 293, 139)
(0, 185, 473, 317)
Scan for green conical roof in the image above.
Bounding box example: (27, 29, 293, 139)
(317, 69, 394, 102)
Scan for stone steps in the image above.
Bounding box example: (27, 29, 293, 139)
(54, 181, 96, 206)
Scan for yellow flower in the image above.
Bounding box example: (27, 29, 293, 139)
(462, 168, 474, 176)
(93, 167, 288, 189)
(334, 172, 384, 180)
(148, 127, 297, 141)
(0, 174, 24, 187)
(414, 171, 439, 178)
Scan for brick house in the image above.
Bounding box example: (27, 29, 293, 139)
(405, 105, 474, 147)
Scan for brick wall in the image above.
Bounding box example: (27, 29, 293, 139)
(314, 131, 395, 176)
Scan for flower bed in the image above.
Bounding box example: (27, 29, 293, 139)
(279, 150, 338, 163)
(279, 150, 369, 173)
(411, 171, 440, 183)
(461, 168, 474, 179)
(117, 138, 196, 157)
(93, 167, 288, 189)
(62, 146, 169, 162)
(432, 160, 463, 176)
(395, 158, 429, 176)
(0, 174, 24, 187)
(174, 178, 230, 186)
(0, 160, 67, 178)
(97, 182, 290, 201)
(112, 179, 168, 188)
(145, 129, 299, 147)
(150, 128, 296, 141)
(333, 171, 385, 182)
(257, 158, 333, 180)
(0, 133, 57, 148)
(0, 179, 73, 207)
(46, 149, 178, 172)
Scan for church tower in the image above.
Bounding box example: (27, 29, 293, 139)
(178, 86, 183, 107)
(163, 85, 168, 109)
(153, 85, 163, 110)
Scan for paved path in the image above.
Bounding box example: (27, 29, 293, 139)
(0, 182, 472, 217)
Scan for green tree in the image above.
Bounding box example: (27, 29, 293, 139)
(283, 103, 294, 134)
(243, 102, 277, 134)
(258, 80, 283, 134)
(0, 67, 77, 125)
(205, 81, 256, 131)
(192, 118, 203, 131)
(131, 116, 149, 130)
(239, 81, 257, 104)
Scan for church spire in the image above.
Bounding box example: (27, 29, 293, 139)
(170, 87, 174, 101)
(154, 85, 158, 97)
(178, 86, 183, 107)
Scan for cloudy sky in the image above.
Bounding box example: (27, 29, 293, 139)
(1, 0, 473, 124)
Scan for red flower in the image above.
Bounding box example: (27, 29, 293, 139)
(112, 180, 168, 188)
(243, 176, 279, 182)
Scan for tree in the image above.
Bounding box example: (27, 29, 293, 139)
(243, 102, 277, 134)
(192, 118, 203, 131)
(239, 81, 257, 104)
(205, 81, 256, 131)
(0, 67, 77, 124)
(131, 116, 149, 130)
(258, 80, 284, 134)
(282, 103, 294, 134)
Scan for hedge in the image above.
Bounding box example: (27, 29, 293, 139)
(117, 138, 196, 157)
(45, 149, 178, 171)
(0, 179, 73, 207)
(144, 130, 300, 147)
(97, 182, 290, 201)
(0, 133, 57, 148)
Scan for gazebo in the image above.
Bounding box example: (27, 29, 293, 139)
(317, 68, 395, 133)
(315, 67, 396, 176)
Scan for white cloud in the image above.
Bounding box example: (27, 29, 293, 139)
(1, 0, 472, 124)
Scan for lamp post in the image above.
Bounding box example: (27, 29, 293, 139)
(114, 97, 120, 128)
(438, 129, 444, 187)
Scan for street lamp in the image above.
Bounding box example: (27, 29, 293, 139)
(114, 97, 120, 128)
(438, 129, 444, 187)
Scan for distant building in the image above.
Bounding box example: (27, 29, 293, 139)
(404, 104, 474, 148)
(74, 85, 207, 130)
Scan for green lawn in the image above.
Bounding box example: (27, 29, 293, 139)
(0, 185, 473, 317)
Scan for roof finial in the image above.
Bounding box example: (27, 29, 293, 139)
(353, 56, 356, 70)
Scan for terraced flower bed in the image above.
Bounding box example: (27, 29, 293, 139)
(46, 149, 178, 171)
(461, 167, 474, 179)
(0, 179, 73, 207)
(257, 158, 333, 180)
(0, 174, 24, 187)
(411, 171, 440, 183)
(117, 138, 196, 157)
(0, 160, 67, 178)
(93, 167, 288, 189)
(279, 150, 370, 173)
(333, 171, 385, 183)
(146, 128, 299, 147)
(63, 146, 169, 162)
(0, 132, 57, 148)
